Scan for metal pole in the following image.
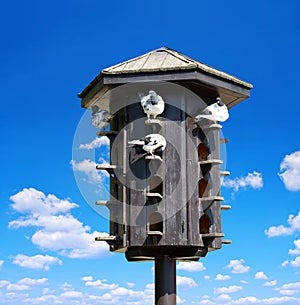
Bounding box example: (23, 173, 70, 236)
(155, 256, 176, 305)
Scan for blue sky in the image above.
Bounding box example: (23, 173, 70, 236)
(1, 0, 300, 304)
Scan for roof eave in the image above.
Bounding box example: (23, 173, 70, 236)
(79, 68, 252, 110)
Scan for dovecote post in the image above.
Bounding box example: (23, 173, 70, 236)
(78, 47, 252, 305)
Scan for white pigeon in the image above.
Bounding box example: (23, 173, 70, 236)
(195, 97, 229, 123)
(91, 105, 113, 130)
(140, 90, 165, 119)
(128, 133, 166, 156)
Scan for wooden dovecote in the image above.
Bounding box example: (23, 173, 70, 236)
(78, 47, 252, 261)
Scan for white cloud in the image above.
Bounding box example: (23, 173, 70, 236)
(264, 280, 277, 287)
(279, 151, 300, 191)
(282, 260, 289, 267)
(289, 239, 300, 255)
(79, 136, 109, 150)
(254, 271, 268, 280)
(81, 276, 93, 282)
(230, 296, 259, 304)
(264, 225, 294, 238)
(222, 171, 263, 192)
(215, 274, 231, 281)
(275, 282, 300, 296)
(265, 212, 300, 237)
(214, 285, 242, 295)
(60, 290, 84, 298)
(61, 283, 74, 292)
(176, 276, 198, 289)
(81, 281, 155, 304)
(0, 260, 4, 269)
(199, 300, 214, 305)
(278, 282, 300, 289)
(216, 294, 232, 302)
(85, 279, 118, 290)
(279, 290, 298, 296)
(17, 278, 48, 286)
(0, 280, 10, 288)
(9, 188, 78, 217)
(290, 257, 300, 267)
(126, 282, 135, 288)
(204, 275, 211, 280)
(177, 261, 206, 272)
(70, 159, 106, 184)
(6, 283, 31, 291)
(12, 254, 62, 271)
(6, 278, 48, 292)
(227, 259, 250, 274)
(9, 188, 110, 259)
(177, 295, 186, 304)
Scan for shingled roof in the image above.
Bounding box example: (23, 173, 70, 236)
(78, 47, 252, 109)
(101, 47, 252, 89)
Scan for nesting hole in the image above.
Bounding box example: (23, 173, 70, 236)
(199, 178, 209, 198)
(199, 214, 211, 234)
(149, 176, 163, 195)
(149, 212, 163, 232)
(198, 143, 209, 161)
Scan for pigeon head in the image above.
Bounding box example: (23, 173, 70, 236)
(144, 137, 151, 145)
(149, 90, 159, 105)
(143, 99, 152, 111)
(91, 105, 99, 114)
(216, 97, 224, 107)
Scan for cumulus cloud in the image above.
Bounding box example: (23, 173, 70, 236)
(70, 159, 106, 184)
(230, 296, 300, 304)
(265, 212, 300, 237)
(0, 280, 10, 288)
(229, 296, 259, 304)
(85, 279, 118, 290)
(177, 261, 206, 272)
(289, 239, 300, 255)
(60, 290, 84, 298)
(176, 276, 198, 289)
(222, 171, 263, 192)
(13, 254, 62, 271)
(255, 271, 268, 280)
(199, 300, 214, 305)
(227, 259, 250, 274)
(177, 295, 186, 304)
(215, 294, 232, 302)
(278, 151, 300, 191)
(215, 274, 231, 281)
(18, 278, 48, 286)
(5, 277, 48, 292)
(6, 283, 32, 291)
(81, 279, 154, 304)
(264, 280, 277, 287)
(290, 257, 300, 267)
(282, 260, 289, 267)
(278, 282, 300, 290)
(9, 188, 110, 259)
(275, 282, 300, 296)
(81, 276, 93, 282)
(79, 137, 109, 150)
(214, 285, 242, 295)
(9, 188, 78, 217)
